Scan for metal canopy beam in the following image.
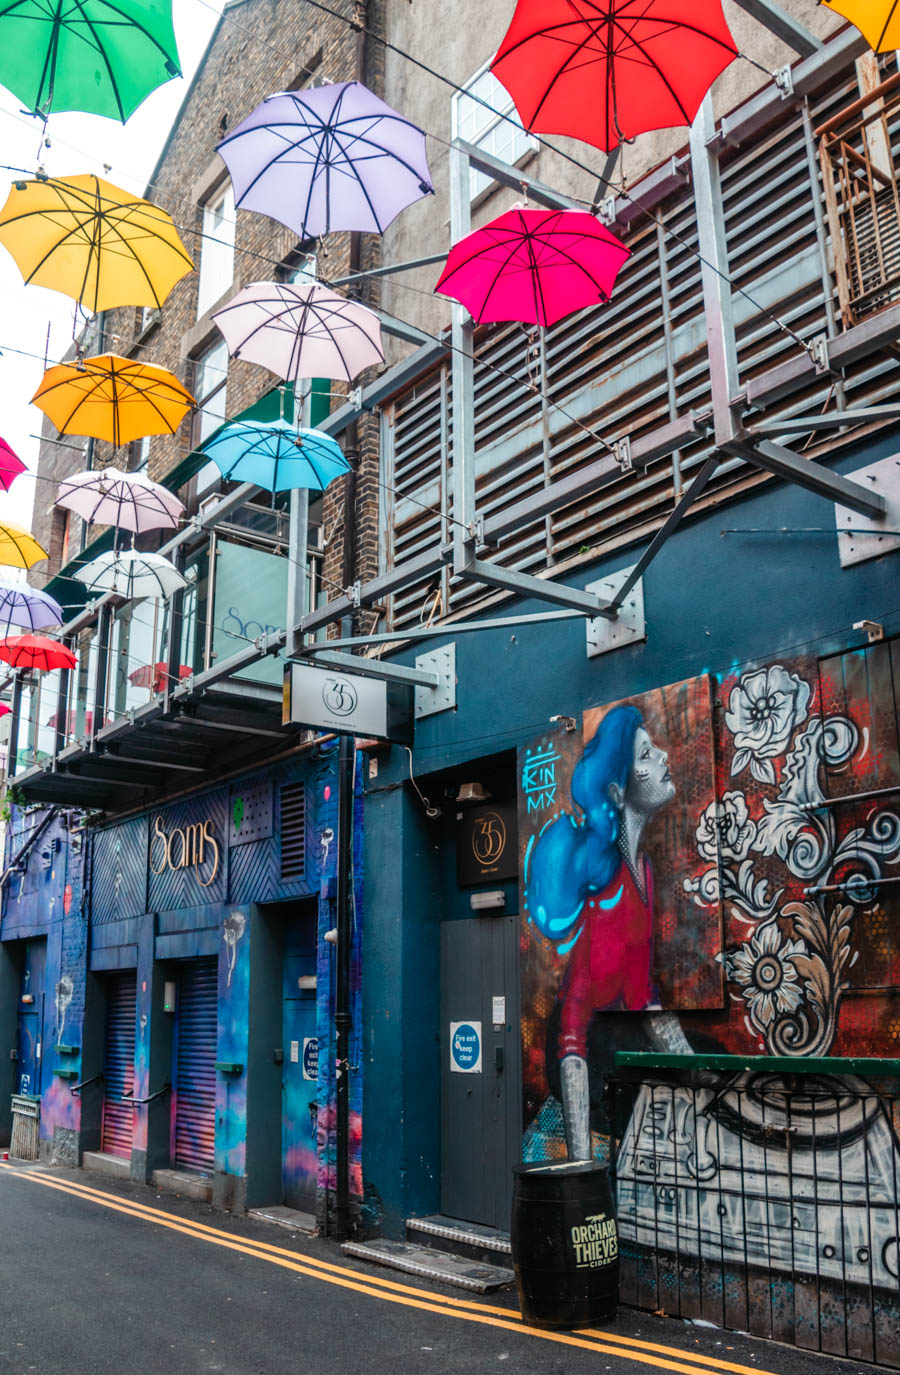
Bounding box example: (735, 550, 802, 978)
(300, 544, 453, 635)
(731, 0, 822, 56)
(747, 404, 900, 433)
(330, 253, 447, 287)
(303, 649, 440, 689)
(379, 312, 437, 349)
(726, 439, 888, 518)
(455, 139, 583, 211)
(460, 558, 616, 618)
(608, 455, 721, 611)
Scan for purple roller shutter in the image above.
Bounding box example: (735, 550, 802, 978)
(101, 973, 136, 1159)
(174, 958, 218, 1174)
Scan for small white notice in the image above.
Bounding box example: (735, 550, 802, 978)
(492, 996, 506, 1026)
(290, 1040, 299, 1063)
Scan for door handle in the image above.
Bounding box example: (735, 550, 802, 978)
(495, 1046, 504, 1073)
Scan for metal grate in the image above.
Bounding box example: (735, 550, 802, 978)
(280, 781, 306, 880)
(101, 972, 136, 1159)
(174, 957, 218, 1175)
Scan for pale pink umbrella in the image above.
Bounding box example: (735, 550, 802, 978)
(0, 436, 27, 492)
(212, 281, 384, 383)
(55, 466, 184, 533)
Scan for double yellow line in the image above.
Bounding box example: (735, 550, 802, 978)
(0, 1163, 773, 1375)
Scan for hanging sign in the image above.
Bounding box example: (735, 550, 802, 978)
(449, 1021, 482, 1074)
(457, 801, 518, 886)
(283, 662, 413, 743)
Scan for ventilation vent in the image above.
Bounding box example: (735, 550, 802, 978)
(280, 782, 306, 880)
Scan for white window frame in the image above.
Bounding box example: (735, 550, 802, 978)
(451, 62, 537, 204)
(193, 338, 229, 493)
(197, 182, 236, 318)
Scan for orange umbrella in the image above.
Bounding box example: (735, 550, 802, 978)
(31, 354, 195, 447)
(821, 0, 900, 50)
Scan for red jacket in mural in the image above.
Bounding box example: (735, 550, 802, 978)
(558, 856, 655, 1057)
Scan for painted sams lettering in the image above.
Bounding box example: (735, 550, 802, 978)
(570, 1212, 618, 1268)
(149, 814, 220, 887)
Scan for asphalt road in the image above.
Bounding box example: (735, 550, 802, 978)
(0, 1161, 881, 1375)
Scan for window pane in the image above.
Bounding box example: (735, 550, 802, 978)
(454, 68, 533, 201)
(197, 184, 236, 317)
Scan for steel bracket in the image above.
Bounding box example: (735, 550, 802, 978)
(597, 195, 618, 227)
(835, 454, 900, 568)
(349, 386, 363, 412)
(414, 642, 456, 719)
(613, 436, 633, 473)
(348, 581, 362, 610)
(468, 514, 485, 546)
(585, 566, 646, 658)
(774, 63, 794, 99)
(810, 333, 831, 375)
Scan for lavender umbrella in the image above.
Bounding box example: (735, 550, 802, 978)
(216, 81, 433, 238)
(212, 280, 384, 382)
(0, 579, 63, 635)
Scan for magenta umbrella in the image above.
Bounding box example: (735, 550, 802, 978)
(0, 436, 26, 492)
(435, 207, 630, 327)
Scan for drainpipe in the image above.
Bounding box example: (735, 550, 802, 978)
(341, 0, 369, 597)
(334, 616, 355, 1240)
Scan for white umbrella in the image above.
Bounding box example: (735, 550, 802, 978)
(212, 281, 384, 383)
(75, 549, 187, 600)
(56, 467, 184, 533)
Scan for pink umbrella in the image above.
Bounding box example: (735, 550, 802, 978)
(128, 661, 193, 694)
(435, 207, 630, 328)
(0, 436, 26, 492)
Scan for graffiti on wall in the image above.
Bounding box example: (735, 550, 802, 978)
(518, 649, 900, 1354)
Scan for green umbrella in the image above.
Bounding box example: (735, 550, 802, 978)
(0, 0, 181, 121)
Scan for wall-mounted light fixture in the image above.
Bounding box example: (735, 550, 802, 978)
(470, 890, 506, 912)
(163, 981, 176, 1013)
(854, 619, 884, 644)
(549, 714, 577, 732)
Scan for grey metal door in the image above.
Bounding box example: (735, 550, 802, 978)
(440, 916, 521, 1230)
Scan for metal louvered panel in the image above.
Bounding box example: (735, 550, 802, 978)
(174, 958, 217, 1175)
(383, 59, 900, 629)
(101, 973, 136, 1159)
(280, 781, 306, 880)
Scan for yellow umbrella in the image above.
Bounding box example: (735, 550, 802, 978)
(0, 523, 48, 570)
(32, 354, 196, 449)
(821, 0, 900, 50)
(0, 174, 194, 313)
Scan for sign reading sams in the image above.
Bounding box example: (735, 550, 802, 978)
(450, 1021, 483, 1074)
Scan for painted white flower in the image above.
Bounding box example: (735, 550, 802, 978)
(725, 666, 811, 785)
(695, 792, 756, 863)
(223, 910, 246, 987)
(719, 921, 807, 1029)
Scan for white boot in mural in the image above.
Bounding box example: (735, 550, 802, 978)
(560, 1053, 592, 1161)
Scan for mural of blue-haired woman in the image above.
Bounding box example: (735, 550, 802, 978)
(528, 704, 675, 1160)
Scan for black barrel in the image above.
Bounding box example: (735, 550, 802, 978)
(511, 1160, 618, 1330)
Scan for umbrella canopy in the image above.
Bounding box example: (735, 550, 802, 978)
(0, 523, 48, 570)
(46, 707, 103, 733)
(491, 0, 737, 152)
(212, 280, 384, 383)
(128, 661, 192, 693)
(0, 175, 194, 314)
(56, 466, 184, 533)
(216, 81, 433, 238)
(0, 580, 63, 635)
(203, 420, 350, 492)
(0, 436, 26, 492)
(0, 634, 76, 671)
(435, 207, 630, 327)
(0, 0, 181, 121)
(821, 0, 900, 50)
(32, 355, 195, 448)
(75, 548, 187, 599)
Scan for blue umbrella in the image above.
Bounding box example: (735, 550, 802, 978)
(0, 579, 63, 636)
(202, 419, 350, 492)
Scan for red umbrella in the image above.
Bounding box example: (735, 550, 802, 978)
(128, 661, 193, 694)
(491, 0, 738, 153)
(45, 708, 105, 733)
(0, 437, 26, 493)
(435, 207, 629, 327)
(0, 635, 77, 671)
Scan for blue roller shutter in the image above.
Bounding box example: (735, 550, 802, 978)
(101, 973, 136, 1158)
(174, 958, 218, 1174)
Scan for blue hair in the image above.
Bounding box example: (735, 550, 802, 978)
(528, 705, 643, 942)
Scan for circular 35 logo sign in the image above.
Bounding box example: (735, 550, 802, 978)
(322, 676, 358, 718)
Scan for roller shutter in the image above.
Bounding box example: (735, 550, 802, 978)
(174, 958, 218, 1174)
(101, 973, 136, 1158)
